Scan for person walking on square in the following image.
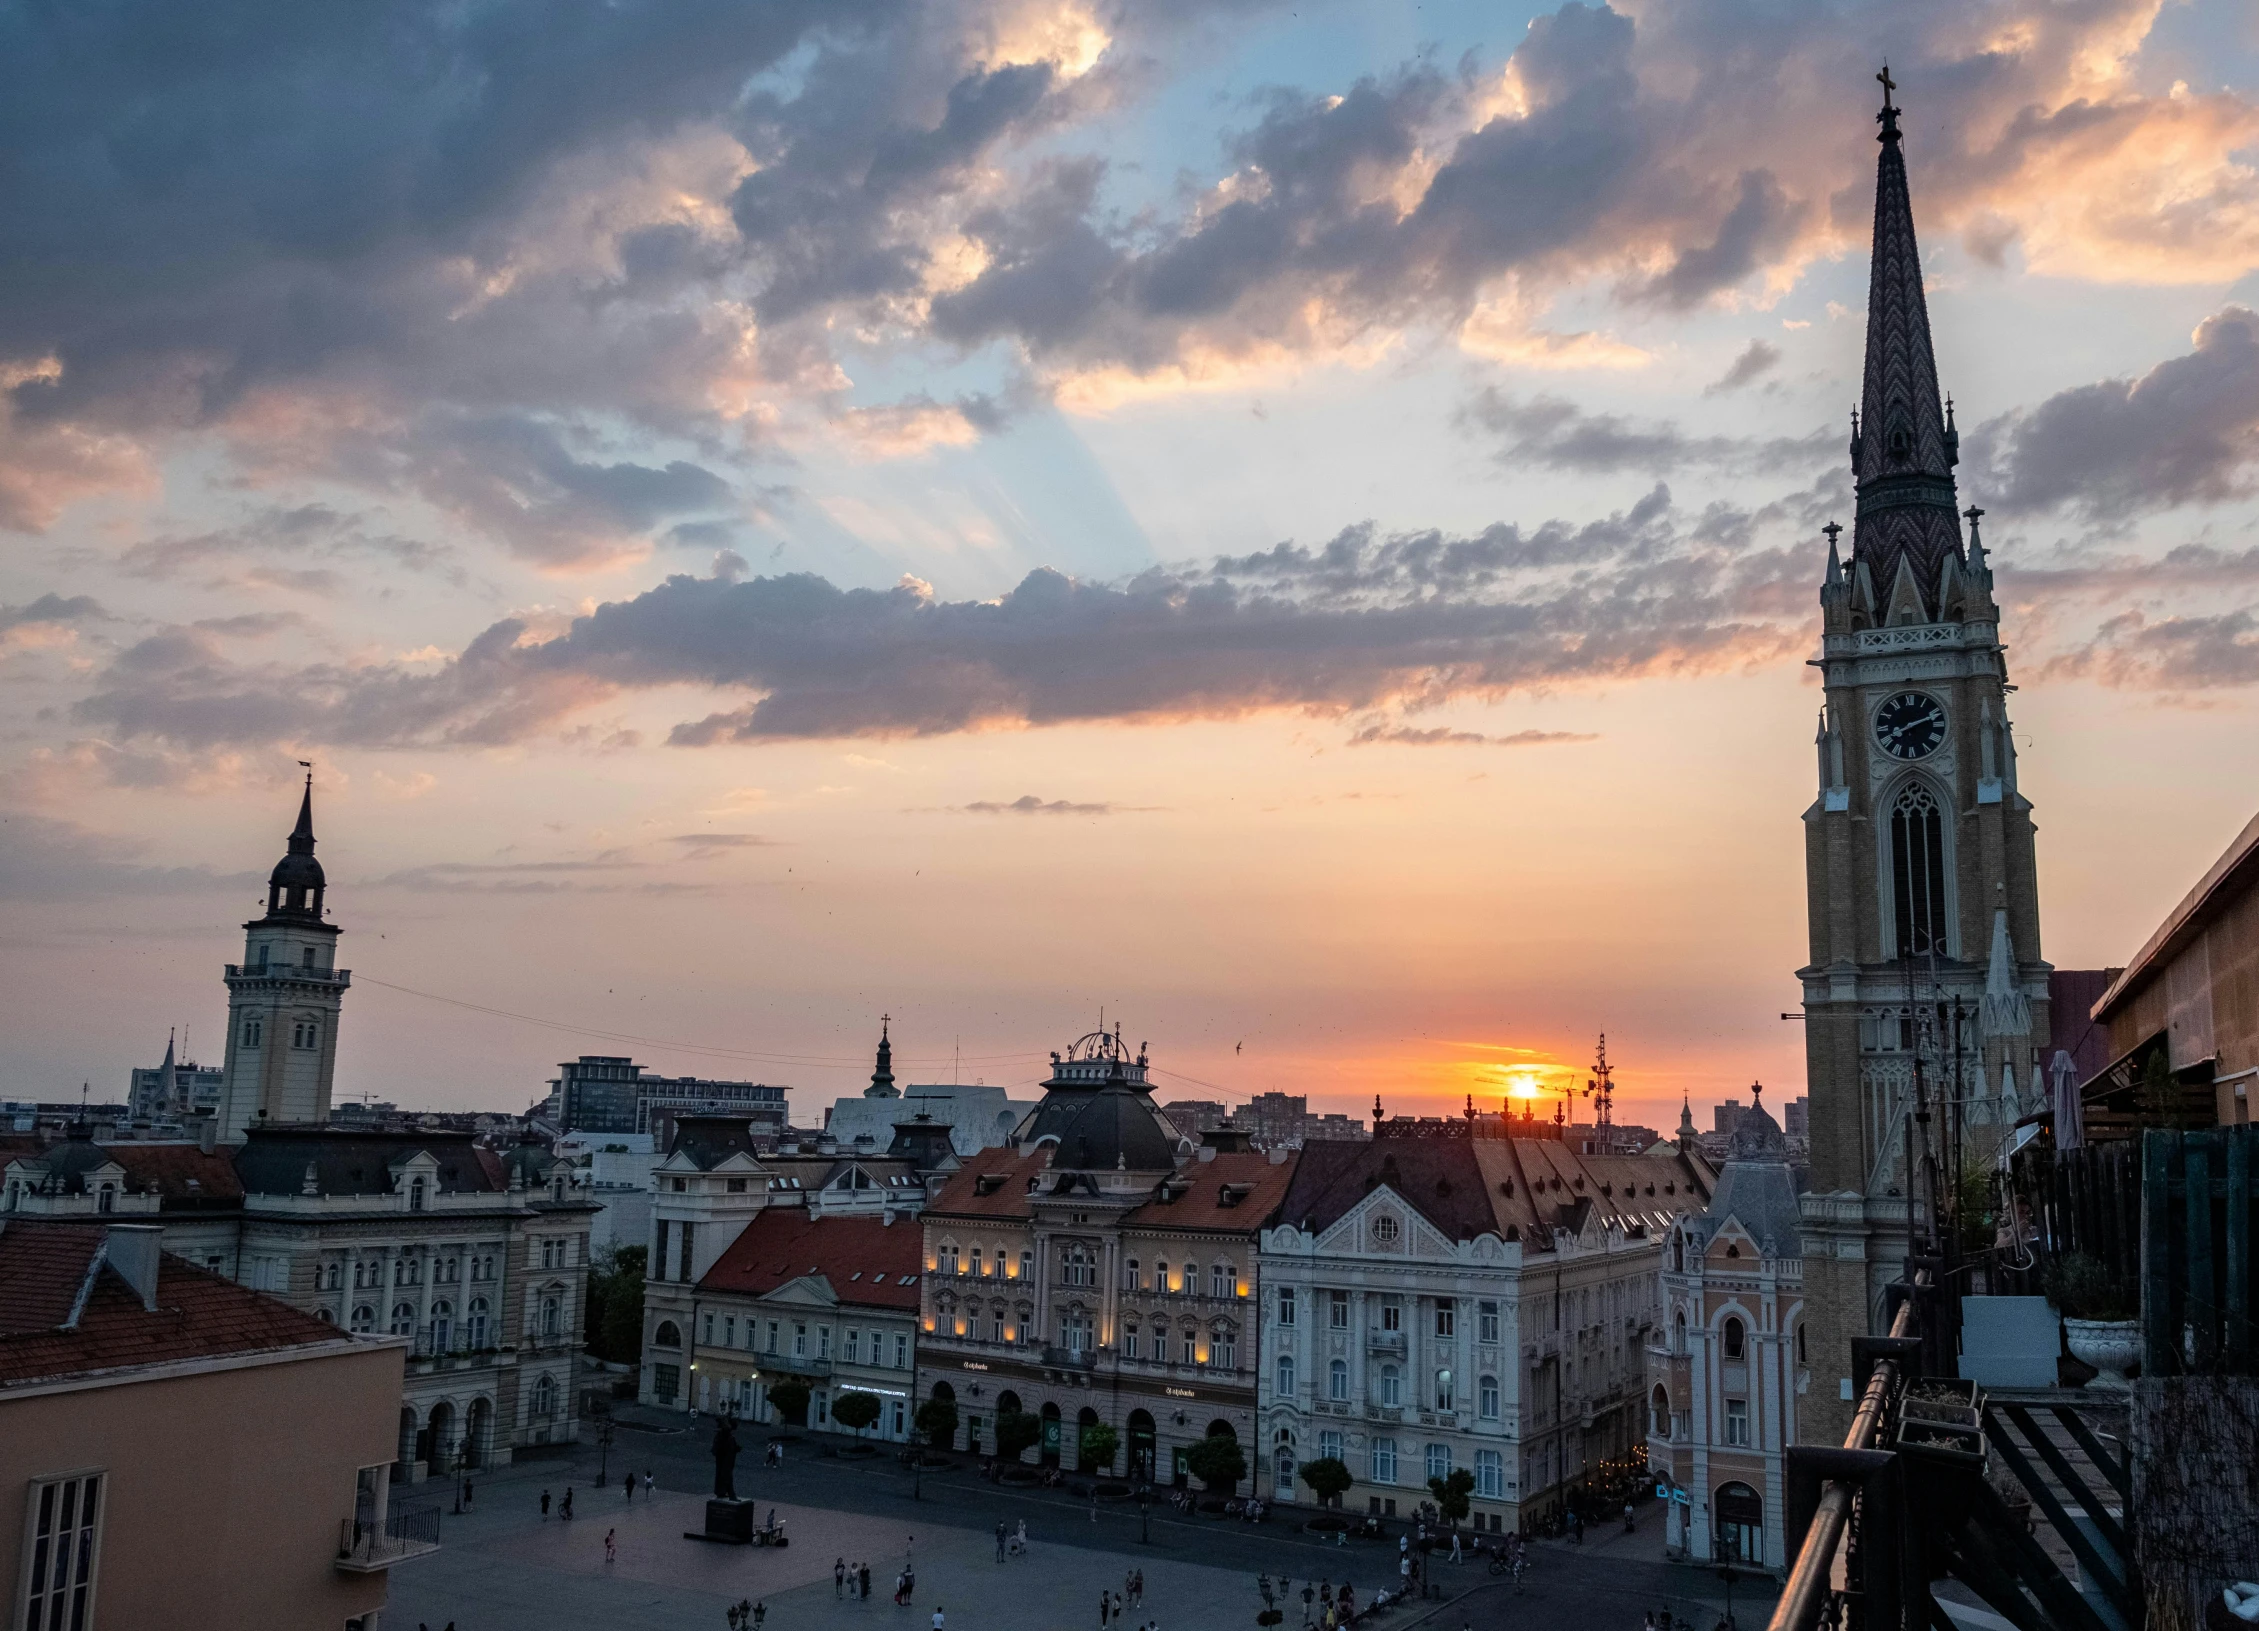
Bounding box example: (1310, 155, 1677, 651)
(1451, 1529, 1462, 1564)
(604, 1528, 616, 1565)
(931, 1610, 945, 1631)
(625, 1471, 635, 1500)
(1133, 1569, 1144, 1607)
(463, 1481, 474, 1510)
(860, 1562, 871, 1600)
(1113, 1592, 1124, 1625)
(997, 1521, 1008, 1562)
(837, 1558, 847, 1598)
(539, 1489, 551, 1519)
(644, 1470, 655, 1496)
(562, 1486, 575, 1520)
(1101, 1590, 1112, 1628)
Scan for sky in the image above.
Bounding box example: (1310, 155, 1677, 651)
(8, 0, 2259, 1133)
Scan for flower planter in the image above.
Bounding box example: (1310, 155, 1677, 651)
(2064, 1318, 2141, 1389)
(1896, 1378, 1986, 1467)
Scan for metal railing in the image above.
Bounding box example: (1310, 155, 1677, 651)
(337, 1503, 441, 1570)
(1768, 1290, 1918, 1631)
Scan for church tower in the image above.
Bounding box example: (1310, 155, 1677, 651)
(1797, 74, 2050, 1439)
(215, 773, 350, 1140)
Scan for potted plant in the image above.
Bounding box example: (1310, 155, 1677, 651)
(2047, 1252, 2140, 1388)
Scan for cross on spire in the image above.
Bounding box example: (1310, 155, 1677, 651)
(1876, 63, 1896, 109)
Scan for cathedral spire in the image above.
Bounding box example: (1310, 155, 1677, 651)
(1850, 66, 1963, 618)
(865, 1014, 899, 1098)
(288, 767, 315, 854)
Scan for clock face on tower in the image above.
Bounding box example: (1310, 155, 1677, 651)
(1874, 691, 1947, 760)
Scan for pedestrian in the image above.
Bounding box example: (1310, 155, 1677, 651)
(1450, 1530, 1462, 1564)
(604, 1528, 616, 1565)
(1624, 1502, 1637, 1534)
(463, 1481, 474, 1510)
(836, 1558, 848, 1598)
(540, 1489, 551, 1519)
(932, 1609, 945, 1631)
(860, 1562, 871, 1600)
(644, 1470, 655, 1496)
(1301, 1583, 1316, 1626)
(1113, 1592, 1124, 1625)
(625, 1471, 635, 1500)
(1134, 1569, 1144, 1607)
(1016, 1519, 1028, 1554)
(997, 1521, 1008, 1562)
(562, 1486, 575, 1520)
(1101, 1590, 1112, 1628)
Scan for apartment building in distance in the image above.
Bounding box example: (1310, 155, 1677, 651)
(550, 1055, 788, 1144)
(0, 1220, 412, 1630)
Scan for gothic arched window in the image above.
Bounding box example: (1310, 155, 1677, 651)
(1890, 783, 1949, 958)
(1723, 1316, 1746, 1360)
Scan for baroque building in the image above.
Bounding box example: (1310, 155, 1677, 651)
(1257, 1111, 1715, 1531)
(1798, 80, 2052, 1440)
(911, 1031, 1296, 1484)
(1647, 1088, 1806, 1572)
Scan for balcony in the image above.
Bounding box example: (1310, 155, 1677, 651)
(759, 1352, 832, 1378)
(228, 962, 351, 986)
(336, 1506, 440, 1572)
(1041, 1344, 1097, 1374)
(1366, 1329, 1406, 1357)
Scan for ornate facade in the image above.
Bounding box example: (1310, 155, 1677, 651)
(1798, 81, 2051, 1440)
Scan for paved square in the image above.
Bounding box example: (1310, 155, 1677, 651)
(391, 1484, 1285, 1631)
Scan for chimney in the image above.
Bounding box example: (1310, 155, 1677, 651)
(196, 1114, 217, 1155)
(106, 1224, 163, 1311)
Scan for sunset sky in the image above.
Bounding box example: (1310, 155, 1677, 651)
(8, 0, 2259, 1132)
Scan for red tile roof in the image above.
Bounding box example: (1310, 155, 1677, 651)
(697, 1209, 923, 1310)
(925, 1146, 1051, 1221)
(1127, 1149, 1300, 1232)
(105, 1144, 244, 1205)
(0, 1222, 362, 1389)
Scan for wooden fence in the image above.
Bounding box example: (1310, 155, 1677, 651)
(1997, 1139, 2143, 1297)
(2141, 1124, 2259, 1376)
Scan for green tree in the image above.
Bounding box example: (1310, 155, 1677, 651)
(915, 1395, 959, 1450)
(1183, 1432, 1246, 1494)
(2137, 1045, 2192, 1128)
(1079, 1423, 1120, 1473)
(994, 1409, 1042, 1462)
(766, 1377, 811, 1426)
(582, 1245, 646, 1363)
(832, 1391, 881, 1438)
(1297, 1456, 1353, 1508)
(1427, 1467, 1475, 1526)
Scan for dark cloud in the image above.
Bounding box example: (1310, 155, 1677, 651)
(2042, 608, 2259, 692)
(1458, 389, 1829, 476)
(1346, 722, 1597, 747)
(1973, 307, 2259, 518)
(0, 593, 106, 634)
(1638, 172, 1806, 309)
(0, 811, 253, 901)
(70, 486, 1815, 749)
(960, 796, 1120, 815)
(1705, 339, 1782, 396)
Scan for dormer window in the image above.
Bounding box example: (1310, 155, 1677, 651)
(409, 1176, 427, 1211)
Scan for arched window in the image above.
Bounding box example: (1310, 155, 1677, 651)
(468, 1297, 490, 1349)
(1276, 1353, 1296, 1394)
(1723, 1316, 1746, 1359)
(1796, 1322, 1807, 1364)
(1651, 1384, 1672, 1438)
(1434, 1368, 1454, 1411)
(390, 1301, 416, 1337)
(1123, 1321, 1141, 1361)
(532, 1374, 556, 1417)
(970, 1247, 983, 1278)
(408, 1176, 426, 1212)
(1716, 1482, 1763, 1564)
(1479, 1376, 1500, 1419)
(1211, 1263, 1233, 1299)
(541, 1292, 562, 1338)
(351, 1304, 375, 1333)
(1890, 782, 1949, 958)
(1124, 1257, 1140, 1290)
(1675, 1312, 1687, 1354)
(1183, 1262, 1200, 1297)
(1329, 1358, 1349, 1402)
(654, 1320, 683, 1349)
(431, 1300, 454, 1353)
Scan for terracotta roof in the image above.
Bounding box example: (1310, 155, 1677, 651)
(105, 1144, 244, 1207)
(698, 1209, 923, 1310)
(0, 1222, 362, 1388)
(1278, 1129, 1714, 1247)
(925, 1146, 1052, 1221)
(1127, 1149, 1299, 1232)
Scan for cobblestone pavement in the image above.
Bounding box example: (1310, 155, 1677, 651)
(383, 1422, 1775, 1631)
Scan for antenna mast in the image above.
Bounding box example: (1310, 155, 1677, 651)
(1583, 1033, 1615, 1143)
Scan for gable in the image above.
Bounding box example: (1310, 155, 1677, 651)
(1312, 1185, 1463, 1260)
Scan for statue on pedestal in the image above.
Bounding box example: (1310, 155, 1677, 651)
(712, 1414, 741, 1501)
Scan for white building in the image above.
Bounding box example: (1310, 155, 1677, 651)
(820, 1021, 1037, 1159)
(1258, 1114, 1715, 1532)
(1648, 1090, 1807, 1572)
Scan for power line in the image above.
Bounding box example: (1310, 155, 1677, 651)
(351, 974, 1049, 1073)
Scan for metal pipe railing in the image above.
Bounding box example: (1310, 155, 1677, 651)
(1767, 1287, 1921, 1631)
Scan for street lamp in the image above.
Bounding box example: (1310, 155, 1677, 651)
(596, 1414, 615, 1488)
(1717, 1564, 1743, 1630)
(449, 1435, 466, 1515)
(1137, 1487, 1151, 1546)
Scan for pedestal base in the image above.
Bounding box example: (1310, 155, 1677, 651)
(685, 1498, 755, 1545)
